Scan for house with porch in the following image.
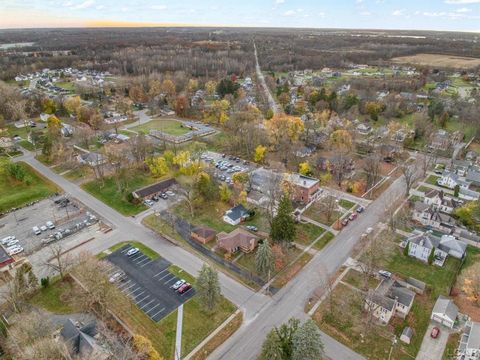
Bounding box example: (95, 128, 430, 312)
(412, 202, 456, 234)
(423, 189, 461, 214)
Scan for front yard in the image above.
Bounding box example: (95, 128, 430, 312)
(131, 119, 191, 136)
(304, 200, 343, 226)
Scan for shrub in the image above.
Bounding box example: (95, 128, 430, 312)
(40, 277, 50, 288)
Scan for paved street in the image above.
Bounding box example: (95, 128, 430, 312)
(15, 149, 411, 360)
(254, 42, 280, 114)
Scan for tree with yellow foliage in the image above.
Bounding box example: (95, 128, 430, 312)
(298, 162, 311, 176)
(219, 183, 232, 203)
(173, 150, 190, 168)
(161, 79, 176, 100)
(329, 129, 353, 152)
(132, 335, 163, 360)
(266, 114, 304, 164)
(205, 80, 217, 96)
(146, 156, 169, 178)
(253, 145, 267, 163)
(63, 96, 81, 115)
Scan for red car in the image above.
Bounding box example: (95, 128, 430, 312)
(177, 283, 191, 294)
(348, 213, 357, 221)
(431, 326, 440, 339)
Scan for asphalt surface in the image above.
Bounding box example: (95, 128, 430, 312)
(416, 323, 450, 360)
(254, 42, 280, 114)
(106, 245, 194, 322)
(15, 149, 412, 360)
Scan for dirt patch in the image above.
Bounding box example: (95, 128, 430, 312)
(451, 288, 480, 322)
(391, 53, 480, 70)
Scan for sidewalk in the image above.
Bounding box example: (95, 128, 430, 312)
(175, 304, 184, 360)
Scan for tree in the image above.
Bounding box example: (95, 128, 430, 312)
(364, 101, 384, 121)
(400, 163, 418, 198)
(255, 240, 274, 279)
(428, 249, 435, 265)
(270, 194, 296, 245)
(175, 95, 189, 117)
(254, 144, 267, 163)
(195, 171, 217, 201)
(219, 183, 232, 203)
(292, 319, 324, 360)
(196, 264, 221, 312)
(259, 329, 283, 360)
(454, 184, 460, 198)
(216, 78, 239, 98)
(146, 156, 169, 178)
(403, 241, 410, 256)
(132, 335, 163, 360)
(266, 114, 304, 165)
(298, 162, 311, 176)
(205, 80, 217, 96)
(260, 318, 301, 360)
(63, 96, 81, 115)
(363, 154, 381, 190)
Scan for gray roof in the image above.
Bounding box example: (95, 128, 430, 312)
(402, 326, 413, 339)
(367, 290, 396, 311)
(432, 295, 458, 322)
(414, 201, 430, 212)
(391, 284, 415, 307)
(225, 204, 249, 222)
(466, 170, 480, 184)
(439, 235, 467, 257)
(408, 232, 440, 250)
(60, 318, 98, 355)
(466, 322, 480, 350)
(406, 277, 426, 291)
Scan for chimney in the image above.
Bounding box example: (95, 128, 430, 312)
(303, 180, 307, 186)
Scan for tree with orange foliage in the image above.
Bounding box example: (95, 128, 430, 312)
(175, 95, 189, 117)
(462, 262, 480, 307)
(266, 114, 304, 165)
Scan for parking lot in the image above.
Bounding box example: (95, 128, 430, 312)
(105, 244, 195, 322)
(203, 151, 257, 185)
(0, 196, 100, 255)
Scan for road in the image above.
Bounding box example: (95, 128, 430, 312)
(14, 150, 269, 313)
(254, 42, 280, 114)
(16, 149, 410, 360)
(210, 174, 407, 360)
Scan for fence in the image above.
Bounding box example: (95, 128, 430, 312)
(159, 210, 270, 290)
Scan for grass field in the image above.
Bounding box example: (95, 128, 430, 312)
(338, 199, 355, 210)
(82, 173, 157, 216)
(131, 119, 191, 136)
(0, 161, 59, 212)
(295, 222, 325, 246)
(100, 241, 160, 260)
(313, 231, 335, 251)
(391, 53, 480, 70)
(55, 81, 75, 91)
(30, 278, 80, 314)
(304, 201, 342, 226)
(17, 140, 35, 151)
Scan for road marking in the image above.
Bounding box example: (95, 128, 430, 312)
(180, 288, 194, 297)
(131, 287, 144, 294)
(135, 256, 151, 265)
(134, 255, 148, 263)
(146, 303, 161, 314)
(122, 283, 137, 293)
(150, 307, 165, 319)
(140, 299, 155, 309)
(140, 259, 154, 268)
(118, 280, 132, 289)
(133, 290, 145, 298)
(153, 269, 167, 278)
(136, 294, 150, 304)
(164, 276, 177, 285)
(158, 272, 172, 281)
(120, 245, 133, 253)
(130, 253, 143, 261)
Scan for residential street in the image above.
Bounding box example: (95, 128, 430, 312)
(254, 42, 280, 114)
(16, 149, 410, 360)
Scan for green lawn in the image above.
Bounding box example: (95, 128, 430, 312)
(417, 185, 431, 193)
(426, 175, 440, 186)
(313, 231, 335, 251)
(173, 201, 235, 233)
(295, 222, 325, 246)
(131, 119, 191, 136)
(342, 269, 379, 290)
(17, 139, 35, 151)
(55, 81, 75, 91)
(0, 161, 59, 213)
(81, 173, 157, 216)
(100, 241, 160, 260)
(443, 333, 461, 360)
(338, 199, 355, 210)
(29, 278, 80, 314)
(143, 214, 185, 243)
(304, 201, 343, 226)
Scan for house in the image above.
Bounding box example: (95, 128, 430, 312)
(460, 187, 480, 201)
(60, 319, 110, 359)
(429, 130, 452, 151)
(466, 169, 480, 187)
(466, 151, 478, 162)
(412, 202, 456, 234)
(356, 123, 372, 135)
(216, 228, 259, 254)
(407, 231, 467, 265)
(191, 226, 217, 244)
(437, 171, 470, 190)
(400, 326, 413, 344)
(77, 152, 105, 167)
(423, 189, 460, 214)
(452, 159, 471, 177)
(223, 204, 250, 226)
(365, 278, 416, 324)
(132, 178, 176, 200)
(458, 321, 480, 360)
(431, 296, 458, 328)
(285, 173, 320, 204)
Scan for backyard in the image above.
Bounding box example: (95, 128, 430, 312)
(0, 161, 59, 213)
(131, 119, 191, 136)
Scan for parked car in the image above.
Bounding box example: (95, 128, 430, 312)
(246, 225, 258, 232)
(341, 219, 349, 226)
(6, 239, 19, 247)
(32, 226, 41, 235)
(177, 283, 191, 294)
(430, 327, 440, 339)
(7, 246, 24, 256)
(1, 236, 16, 245)
(109, 271, 124, 283)
(366, 227, 374, 234)
(166, 191, 175, 197)
(356, 206, 364, 213)
(172, 279, 186, 290)
(151, 195, 159, 202)
(40, 225, 48, 232)
(160, 193, 168, 199)
(378, 270, 392, 278)
(349, 213, 357, 221)
(126, 248, 139, 256)
(144, 199, 155, 206)
(46, 221, 55, 230)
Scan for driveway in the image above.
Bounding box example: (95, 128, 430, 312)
(416, 323, 450, 360)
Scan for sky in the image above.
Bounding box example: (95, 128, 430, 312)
(1, 0, 480, 31)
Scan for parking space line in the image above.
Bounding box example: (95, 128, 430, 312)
(139, 259, 154, 268)
(140, 299, 155, 310)
(150, 307, 165, 319)
(131, 287, 144, 295)
(120, 245, 133, 253)
(118, 280, 132, 289)
(153, 269, 167, 278)
(136, 294, 150, 304)
(164, 276, 177, 285)
(133, 255, 148, 263)
(146, 303, 161, 314)
(181, 288, 194, 297)
(134, 290, 145, 298)
(136, 257, 151, 265)
(158, 273, 172, 281)
(130, 253, 144, 261)
(122, 283, 137, 293)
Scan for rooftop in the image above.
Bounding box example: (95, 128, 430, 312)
(286, 173, 319, 188)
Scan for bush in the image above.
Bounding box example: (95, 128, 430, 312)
(40, 277, 50, 288)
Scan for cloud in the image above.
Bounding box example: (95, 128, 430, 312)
(275, 0, 285, 4)
(456, 7, 471, 12)
(283, 9, 296, 16)
(359, 10, 371, 16)
(72, 0, 95, 9)
(392, 9, 405, 16)
(444, 0, 480, 3)
(151, 5, 167, 10)
(356, 0, 364, 3)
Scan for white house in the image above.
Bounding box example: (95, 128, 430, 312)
(223, 204, 249, 226)
(431, 295, 458, 329)
(423, 189, 461, 214)
(458, 321, 480, 360)
(412, 202, 456, 234)
(437, 171, 470, 190)
(407, 232, 467, 266)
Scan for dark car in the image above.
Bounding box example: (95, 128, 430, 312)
(356, 206, 364, 213)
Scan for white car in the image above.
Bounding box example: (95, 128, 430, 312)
(6, 239, 19, 247)
(7, 246, 23, 256)
(109, 271, 124, 283)
(172, 279, 185, 290)
(166, 191, 175, 197)
(144, 199, 155, 206)
(1, 236, 15, 245)
(46, 221, 55, 230)
(126, 248, 139, 256)
(40, 225, 48, 232)
(378, 270, 392, 278)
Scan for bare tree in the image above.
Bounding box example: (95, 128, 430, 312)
(44, 243, 75, 280)
(320, 195, 338, 224)
(263, 173, 284, 226)
(363, 154, 382, 190)
(399, 162, 418, 198)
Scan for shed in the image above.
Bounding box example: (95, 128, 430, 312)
(400, 326, 413, 344)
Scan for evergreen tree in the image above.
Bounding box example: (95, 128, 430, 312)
(403, 241, 410, 257)
(270, 194, 296, 244)
(259, 329, 283, 360)
(255, 241, 274, 278)
(428, 249, 435, 265)
(292, 319, 325, 360)
(196, 264, 221, 312)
